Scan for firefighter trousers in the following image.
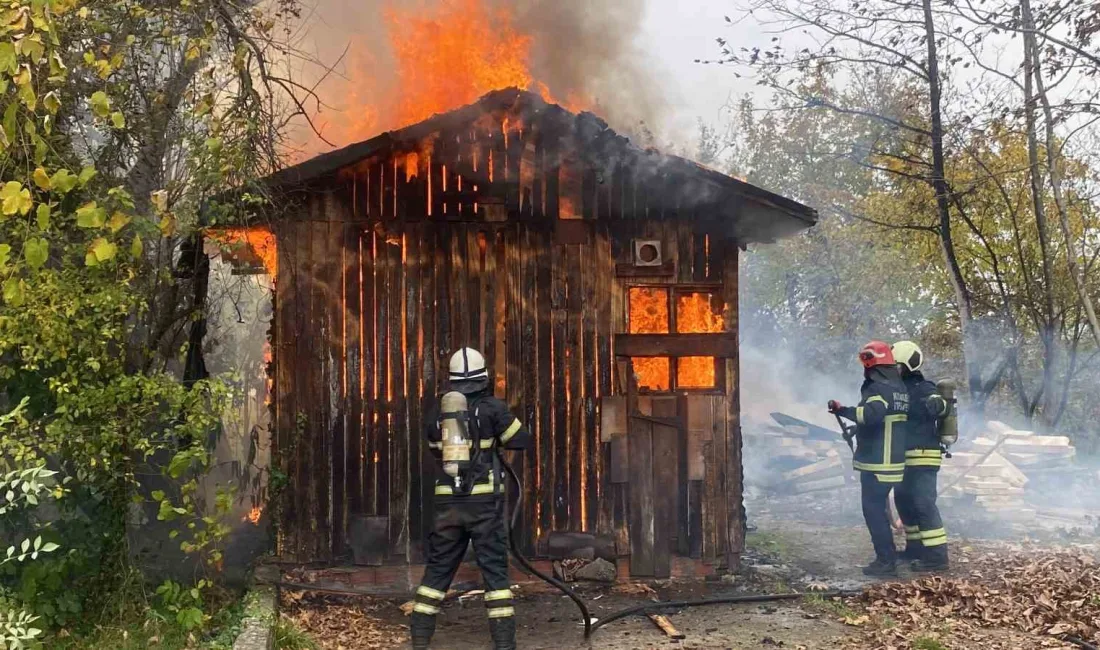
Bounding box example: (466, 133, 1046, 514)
(895, 466, 948, 565)
(412, 498, 515, 621)
(860, 471, 896, 563)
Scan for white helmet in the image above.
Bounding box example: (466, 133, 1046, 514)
(449, 347, 488, 391)
(891, 340, 923, 372)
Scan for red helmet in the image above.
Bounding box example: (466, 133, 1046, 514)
(859, 340, 895, 369)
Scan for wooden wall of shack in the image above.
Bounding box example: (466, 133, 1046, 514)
(271, 107, 745, 573)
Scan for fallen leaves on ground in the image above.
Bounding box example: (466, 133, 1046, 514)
(280, 590, 408, 649)
(837, 546, 1098, 649)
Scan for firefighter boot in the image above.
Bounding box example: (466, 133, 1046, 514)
(913, 544, 949, 573)
(861, 557, 897, 577)
(409, 612, 436, 649)
(489, 617, 517, 650)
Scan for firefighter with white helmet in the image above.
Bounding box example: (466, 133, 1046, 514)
(409, 347, 531, 650)
(891, 340, 953, 572)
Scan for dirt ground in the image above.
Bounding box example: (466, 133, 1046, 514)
(279, 491, 1099, 649)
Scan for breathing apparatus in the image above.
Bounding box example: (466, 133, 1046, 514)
(936, 379, 958, 448)
(439, 390, 478, 496)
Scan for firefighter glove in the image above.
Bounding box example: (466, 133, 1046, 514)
(827, 400, 844, 414)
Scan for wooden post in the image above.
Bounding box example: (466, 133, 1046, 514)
(721, 240, 743, 570)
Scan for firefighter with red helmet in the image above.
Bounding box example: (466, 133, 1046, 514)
(409, 348, 531, 650)
(828, 341, 910, 576)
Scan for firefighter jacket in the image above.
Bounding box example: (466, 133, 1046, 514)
(424, 389, 531, 500)
(902, 371, 948, 468)
(838, 366, 909, 484)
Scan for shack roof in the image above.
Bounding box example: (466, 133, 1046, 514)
(269, 88, 817, 244)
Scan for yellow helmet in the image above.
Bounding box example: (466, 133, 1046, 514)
(891, 340, 923, 372)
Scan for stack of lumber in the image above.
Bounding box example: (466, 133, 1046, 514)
(939, 421, 1076, 522)
(746, 416, 1079, 517)
(742, 412, 856, 494)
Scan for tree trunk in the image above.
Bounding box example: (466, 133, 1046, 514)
(1021, 0, 1060, 424)
(1022, 0, 1100, 348)
(921, 0, 979, 399)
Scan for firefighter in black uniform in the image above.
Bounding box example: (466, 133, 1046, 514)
(828, 340, 909, 577)
(891, 340, 950, 572)
(409, 347, 531, 650)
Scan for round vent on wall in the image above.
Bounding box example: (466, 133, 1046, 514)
(633, 240, 663, 267)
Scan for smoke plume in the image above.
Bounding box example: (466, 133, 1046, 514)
(296, 0, 666, 151)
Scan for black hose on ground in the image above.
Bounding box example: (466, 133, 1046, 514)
(500, 459, 593, 639)
(498, 456, 858, 641)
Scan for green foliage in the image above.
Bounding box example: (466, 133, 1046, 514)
(913, 637, 947, 650)
(0, 0, 301, 644)
(274, 617, 318, 650)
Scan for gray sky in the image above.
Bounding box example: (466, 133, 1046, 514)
(636, 0, 759, 147)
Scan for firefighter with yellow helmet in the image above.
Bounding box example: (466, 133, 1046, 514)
(891, 340, 955, 572)
(410, 347, 531, 650)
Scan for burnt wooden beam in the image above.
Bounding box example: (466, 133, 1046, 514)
(615, 260, 675, 277)
(613, 333, 738, 358)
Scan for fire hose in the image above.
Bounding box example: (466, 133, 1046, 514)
(498, 455, 857, 640)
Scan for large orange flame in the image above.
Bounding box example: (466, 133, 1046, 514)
(627, 288, 724, 391)
(209, 227, 277, 277)
(676, 292, 724, 389)
(323, 0, 580, 148)
(628, 287, 670, 391)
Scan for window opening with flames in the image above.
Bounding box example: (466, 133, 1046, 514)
(627, 286, 725, 392)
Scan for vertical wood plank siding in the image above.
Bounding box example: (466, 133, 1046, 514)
(271, 114, 741, 565)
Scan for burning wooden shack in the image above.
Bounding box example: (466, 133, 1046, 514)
(262, 88, 816, 578)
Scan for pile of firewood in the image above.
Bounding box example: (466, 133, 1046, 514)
(743, 412, 857, 494)
(940, 421, 1078, 522)
(745, 415, 1080, 520)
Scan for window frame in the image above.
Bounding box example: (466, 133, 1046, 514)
(625, 283, 727, 395)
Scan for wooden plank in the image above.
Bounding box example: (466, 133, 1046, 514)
(274, 221, 299, 558)
(460, 131, 477, 220)
(722, 244, 743, 569)
(345, 224, 364, 522)
(581, 240, 599, 531)
(610, 434, 629, 484)
(532, 130, 544, 220)
(545, 130, 560, 221)
(614, 333, 739, 358)
(506, 121, 522, 217)
(417, 224, 437, 559)
(405, 225, 423, 560)
(600, 397, 626, 442)
(688, 480, 703, 559)
(430, 137, 444, 218)
(493, 228, 508, 398)
(678, 222, 694, 284)
(363, 229, 378, 516)
(597, 163, 611, 221)
(610, 162, 623, 220)
(468, 228, 484, 352)
(308, 215, 330, 561)
(481, 228, 497, 383)
(595, 223, 614, 538)
(325, 201, 347, 559)
(566, 241, 583, 531)
(375, 227, 391, 529)
(535, 227, 554, 545)
(627, 364, 655, 577)
(368, 163, 382, 223)
(651, 397, 678, 578)
(676, 395, 690, 557)
(389, 227, 408, 558)
(615, 260, 676, 277)
(648, 614, 685, 640)
(451, 225, 469, 346)
(552, 238, 570, 530)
